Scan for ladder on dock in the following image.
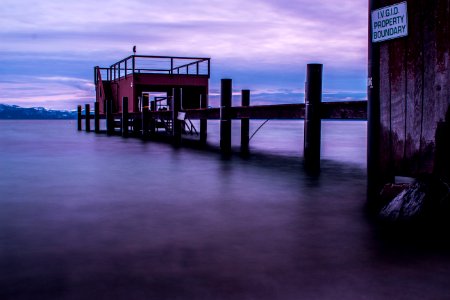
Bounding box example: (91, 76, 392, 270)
(156, 117, 173, 135)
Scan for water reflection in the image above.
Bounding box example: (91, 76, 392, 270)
(1, 120, 450, 299)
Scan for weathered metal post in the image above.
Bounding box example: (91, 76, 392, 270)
(142, 94, 149, 138)
(240, 89, 250, 152)
(303, 64, 322, 173)
(94, 102, 100, 133)
(220, 79, 232, 154)
(122, 97, 129, 137)
(173, 88, 182, 146)
(77, 105, 82, 131)
(106, 100, 114, 135)
(85, 104, 91, 132)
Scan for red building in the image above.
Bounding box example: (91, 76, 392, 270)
(94, 55, 210, 115)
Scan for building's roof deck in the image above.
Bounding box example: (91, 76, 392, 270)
(95, 55, 210, 84)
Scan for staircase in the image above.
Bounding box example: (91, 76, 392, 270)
(182, 118, 199, 136)
(156, 117, 173, 135)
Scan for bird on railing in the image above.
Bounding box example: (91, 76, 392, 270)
(133, 46, 136, 55)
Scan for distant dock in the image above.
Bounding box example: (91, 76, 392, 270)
(77, 55, 367, 173)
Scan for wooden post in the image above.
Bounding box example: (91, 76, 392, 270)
(241, 89, 250, 152)
(106, 100, 114, 135)
(173, 88, 182, 145)
(220, 79, 232, 153)
(304, 64, 322, 173)
(150, 100, 155, 111)
(94, 102, 100, 133)
(149, 99, 156, 135)
(200, 92, 207, 144)
(122, 97, 128, 137)
(77, 105, 82, 131)
(142, 94, 149, 138)
(367, 0, 381, 201)
(85, 104, 90, 132)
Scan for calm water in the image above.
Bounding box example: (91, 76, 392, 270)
(1, 120, 450, 299)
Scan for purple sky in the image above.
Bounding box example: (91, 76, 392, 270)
(0, 0, 368, 109)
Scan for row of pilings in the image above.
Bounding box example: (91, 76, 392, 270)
(78, 64, 323, 174)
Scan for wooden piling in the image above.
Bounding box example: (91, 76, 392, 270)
(367, 0, 381, 200)
(303, 64, 322, 173)
(149, 98, 156, 135)
(85, 104, 90, 132)
(94, 102, 100, 133)
(77, 105, 82, 131)
(106, 100, 114, 135)
(220, 79, 232, 153)
(122, 97, 129, 137)
(240, 89, 250, 152)
(142, 94, 149, 138)
(173, 88, 182, 145)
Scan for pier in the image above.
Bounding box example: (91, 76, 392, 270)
(78, 56, 367, 174)
(77, 0, 449, 207)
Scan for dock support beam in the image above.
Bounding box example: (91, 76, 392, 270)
(94, 102, 100, 133)
(220, 79, 232, 154)
(85, 104, 90, 132)
(106, 100, 114, 135)
(77, 105, 82, 131)
(173, 88, 182, 146)
(122, 97, 128, 137)
(304, 64, 322, 174)
(142, 94, 149, 139)
(240, 89, 250, 152)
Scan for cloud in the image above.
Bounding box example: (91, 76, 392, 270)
(0, 76, 95, 109)
(0, 0, 368, 108)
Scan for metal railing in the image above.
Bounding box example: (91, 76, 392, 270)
(95, 55, 210, 83)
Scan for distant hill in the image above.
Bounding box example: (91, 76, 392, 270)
(0, 104, 77, 119)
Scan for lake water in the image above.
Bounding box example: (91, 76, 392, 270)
(1, 120, 450, 299)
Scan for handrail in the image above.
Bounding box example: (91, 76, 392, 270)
(103, 55, 210, 81)
(184, 118, 199, 136)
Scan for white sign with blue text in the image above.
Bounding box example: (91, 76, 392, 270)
(371, 1, 408, 43)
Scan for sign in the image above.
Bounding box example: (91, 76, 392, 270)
(177, 111, 186, 120)
(371, 1, 408, 43)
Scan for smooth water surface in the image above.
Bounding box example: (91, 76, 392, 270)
(1, 120, 450, 299)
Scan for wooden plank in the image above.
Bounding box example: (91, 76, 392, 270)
(388, 34, 407, 174)
(421, 0, 438, 173)
(379, 41, 392, 180)
(435, 0, 450, 132)
(404, 0, 424, 175)
(108, 102, 366, 121)
(186, 108, 219, 119)
(320, 101, 367, 119)
(230, 104, 305, 119)
(433, 0, 450, 178)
